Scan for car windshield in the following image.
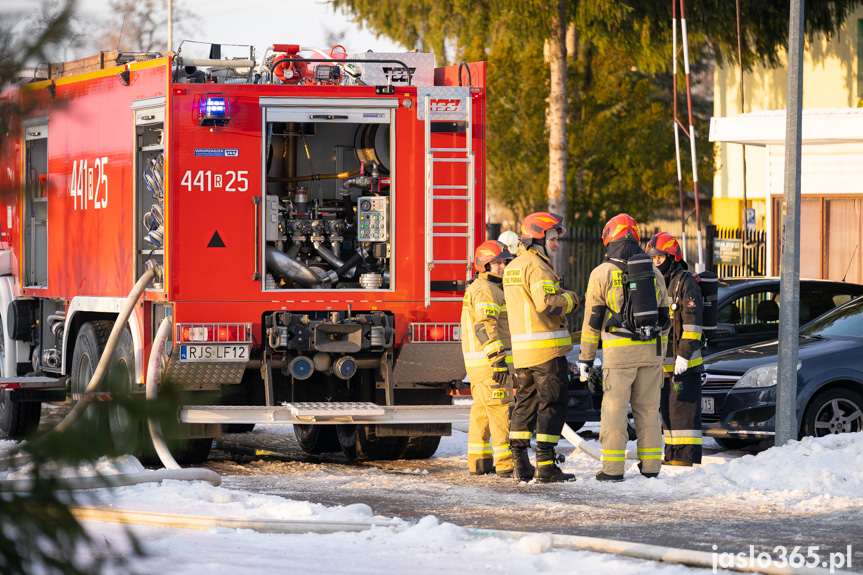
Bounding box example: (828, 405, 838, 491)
(800, 298, 863, 339)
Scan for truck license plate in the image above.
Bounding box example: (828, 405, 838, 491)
(180, 345, 249, 362)
(702, 397, 715, 414)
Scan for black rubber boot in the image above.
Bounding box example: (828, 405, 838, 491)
(638, 461, 659, 478)
(595, 471, 625, 482)
(512, 447, 535, 481)
(535, 450, 575, 483)
(469, 457, 495, 475)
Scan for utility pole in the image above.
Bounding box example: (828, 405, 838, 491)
(167, 0, 173, 53)
(776, 0, 804, 447)
(736, 0, 749, 277)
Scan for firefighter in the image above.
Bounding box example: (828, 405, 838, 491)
(503, 212, 580, 483)
(646, 232, 704, 466)
(578, 214, 669, 481)
(498, 230, 521, 258)
(462, 240, 515, 477)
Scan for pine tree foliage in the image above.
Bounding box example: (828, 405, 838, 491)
(332, 0, 863, 227)
(578, 0, 863, 72)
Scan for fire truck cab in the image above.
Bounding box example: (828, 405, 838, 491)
(0, 43, 486, 462)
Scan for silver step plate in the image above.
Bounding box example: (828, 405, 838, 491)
(179, 403, 470, 425)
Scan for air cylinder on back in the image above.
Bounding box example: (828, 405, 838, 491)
(625, 253, 659, 330)
(696, 271, 719, 337)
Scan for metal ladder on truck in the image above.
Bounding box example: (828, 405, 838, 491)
(422, 87, 474, 308)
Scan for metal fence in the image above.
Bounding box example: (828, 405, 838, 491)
(559, 224, 768, 326)
(705, 226, 768, 278)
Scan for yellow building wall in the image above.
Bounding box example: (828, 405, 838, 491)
(713, 7, 863, 217)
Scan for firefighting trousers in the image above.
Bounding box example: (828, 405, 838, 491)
(660, 371, 703, 464)
(599, 364, 663, 476)
(468, 375, 514, 473)
(509, 356, 568, 453)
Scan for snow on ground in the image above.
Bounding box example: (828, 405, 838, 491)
(4, 429, 863, 573)
(551, 429, 863, 513)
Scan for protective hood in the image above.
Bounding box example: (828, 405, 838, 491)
(605, 239, 642, 262)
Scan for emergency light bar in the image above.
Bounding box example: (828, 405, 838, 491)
(410, 323, 461, 343)
(199, 93, 231, 126)
(177, 323, 252, 343)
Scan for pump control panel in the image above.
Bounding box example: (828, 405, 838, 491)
(357, 196, 389, 242)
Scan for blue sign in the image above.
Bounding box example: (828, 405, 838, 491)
(194, 149, 239, 157)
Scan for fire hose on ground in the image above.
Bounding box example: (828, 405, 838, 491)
(0, 267, 221, 487)
(55, 505, 831, 575)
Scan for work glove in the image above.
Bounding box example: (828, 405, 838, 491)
(674, 355, 688, 375)
(492, 359, 509, 384)
(578, 360, 593, 383)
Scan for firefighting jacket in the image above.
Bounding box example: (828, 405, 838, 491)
(461, 272, 512, 382)
(579, 259, 669, 369)
(663, 261, 704, 374)
(502, 246, 578, 369)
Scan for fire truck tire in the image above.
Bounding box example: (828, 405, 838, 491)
(171, 438, 213, 465)
(106, 327, 142, 452)
(294, 424, 341, 454)
(336, 424, 402, 462)
(70, 320, 115, 432)
(221, 369, 260, 434)
(0, 308, 40, 438)
(393, 435, 441, 460)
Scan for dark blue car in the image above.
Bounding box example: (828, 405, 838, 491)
(701, 294, 863, 449)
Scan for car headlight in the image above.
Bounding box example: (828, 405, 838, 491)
(732, 361, 802, 389)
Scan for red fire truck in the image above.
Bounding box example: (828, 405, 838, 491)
(0, 43, 485, 462)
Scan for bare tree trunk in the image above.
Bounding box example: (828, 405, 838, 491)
(547, 0, 568, 275)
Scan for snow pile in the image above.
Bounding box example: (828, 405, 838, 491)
(76, 512, 698, 575)
(564, 431, 863, 511)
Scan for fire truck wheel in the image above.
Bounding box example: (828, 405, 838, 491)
(336, 424, 402, 462)
(171, 438, 213, 465)
(0, 315, 40, 438)
(294, 424, 341, 454)
(393, 436, 441, 460)
(106, 327, 141, 452)
(70, 321, 115, 432)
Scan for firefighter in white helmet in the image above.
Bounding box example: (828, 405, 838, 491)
(498, 229, 521, 258)
(461, 240, 515, 477)
(503, 212, 580, 483)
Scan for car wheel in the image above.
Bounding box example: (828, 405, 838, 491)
(802, 388, 863, 438)
(713, 437, 759, 450)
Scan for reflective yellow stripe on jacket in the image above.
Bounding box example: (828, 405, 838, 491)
(511, 330, 572, 351)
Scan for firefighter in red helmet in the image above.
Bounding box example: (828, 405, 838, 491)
(461, 240, 515, 477)
(502, 212, 580, 482)
(646, 232, 704, 466)
(579, 214, 670, 481)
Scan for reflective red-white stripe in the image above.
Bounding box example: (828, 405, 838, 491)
(71, 392, 114, 402)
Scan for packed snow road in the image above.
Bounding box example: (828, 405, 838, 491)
(26, 401, 863, 571)
(206, 420, 863, 564)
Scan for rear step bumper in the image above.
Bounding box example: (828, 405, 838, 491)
(180, 402, 470, 425)
(0, 376, 66, 391)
